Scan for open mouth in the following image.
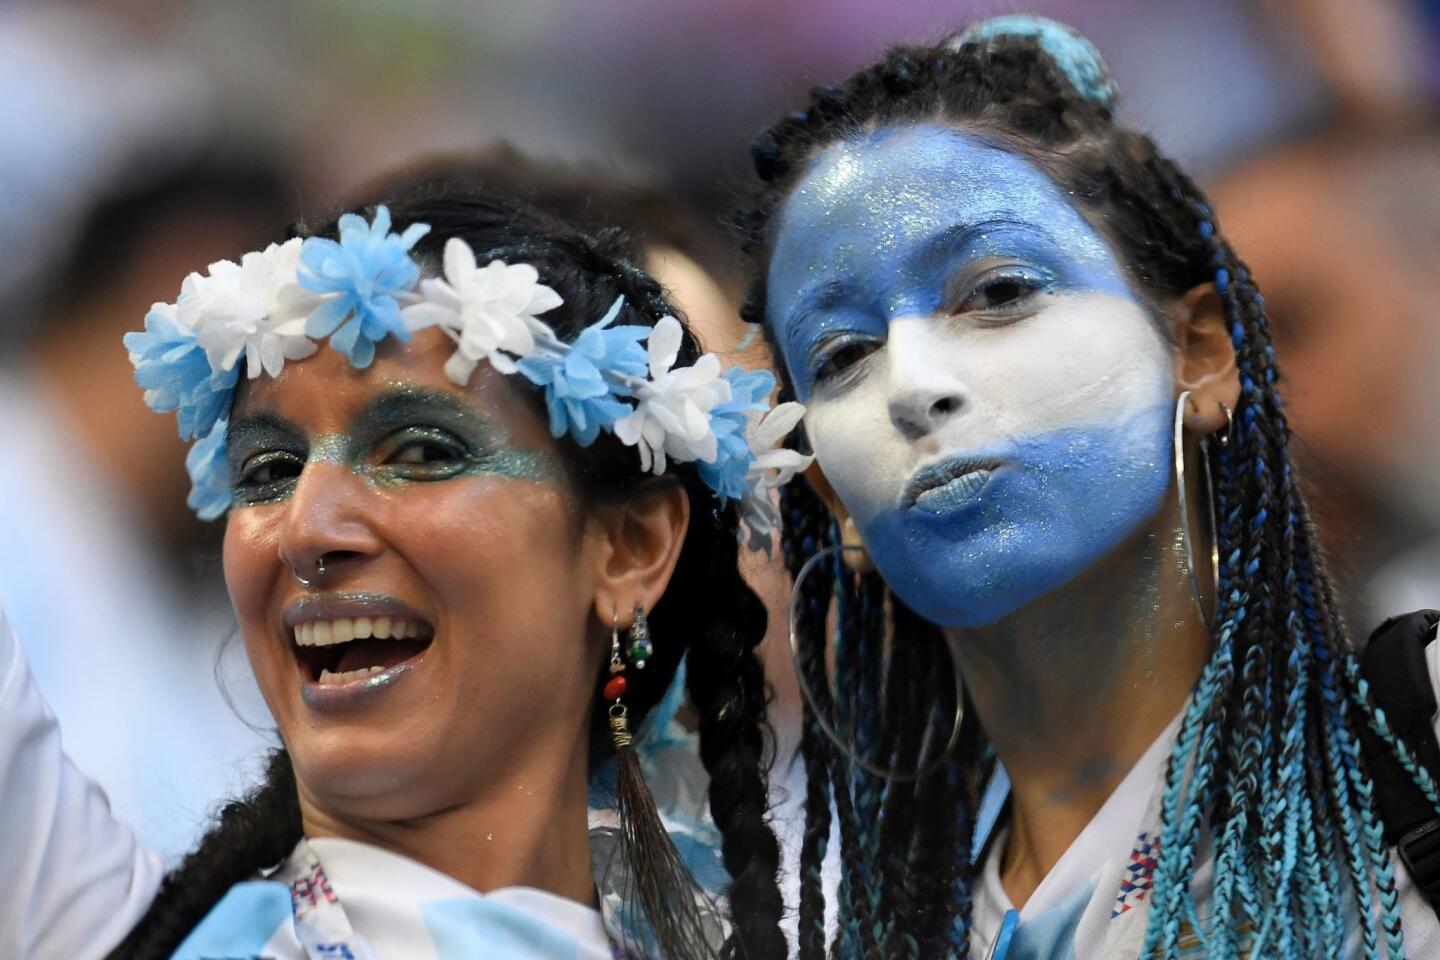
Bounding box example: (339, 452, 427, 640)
(903, 455, 1003, 510)
(291, 615, 434, 685)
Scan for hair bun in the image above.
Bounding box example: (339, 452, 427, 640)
(956, 15, 1118, 113)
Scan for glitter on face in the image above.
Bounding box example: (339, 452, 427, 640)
(766, 124, 1177, 627)
(225, 385, 557, 506)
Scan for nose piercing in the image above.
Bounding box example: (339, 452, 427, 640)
(292, 556, 326, 589)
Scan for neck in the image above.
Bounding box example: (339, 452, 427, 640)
(946, 504, 1212, 908)
(298, 738, 597, 906)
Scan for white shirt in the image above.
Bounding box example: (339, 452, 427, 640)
(0, 371, 272, 858)
(174, 837, 613, 960)
(0, 604, 161, 959)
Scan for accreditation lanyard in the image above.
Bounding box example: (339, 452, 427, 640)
(975, 766, 1019, 960)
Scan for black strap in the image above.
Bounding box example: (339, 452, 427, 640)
(1358, 609, 1440, 912)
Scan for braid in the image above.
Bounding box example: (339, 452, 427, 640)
(108, 749, 303, 960)
(743, 23, 1440, 960)
(779, 479, 839, 960)
(682, 511, 788, 960)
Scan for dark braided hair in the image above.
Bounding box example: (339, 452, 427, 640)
(739, 20, 1439, 960)
(111, 191, 785, 960)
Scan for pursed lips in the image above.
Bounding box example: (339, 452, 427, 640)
(901, 454, 1003, 511)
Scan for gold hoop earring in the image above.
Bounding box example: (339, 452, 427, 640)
(787, 544, 963, 782)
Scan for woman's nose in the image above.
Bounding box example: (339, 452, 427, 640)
(884, 318, 968, 441)
(276, 461, 383, 586)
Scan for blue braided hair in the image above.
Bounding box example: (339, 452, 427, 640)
(740, 16, 1440, 960)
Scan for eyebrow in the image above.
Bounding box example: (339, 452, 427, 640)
(784, 216, 1057, 330)
(226, 411, 302, 449)
(350, 385, 480, 428)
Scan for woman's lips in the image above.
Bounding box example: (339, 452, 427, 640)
(902, 454, 1003, 514)
(282, 592, 435, 710)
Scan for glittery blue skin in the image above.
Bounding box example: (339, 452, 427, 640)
(767, 125, 1172, 627)
(862, 411, 1171, 627)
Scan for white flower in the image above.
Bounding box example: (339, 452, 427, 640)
(182, 238, 322, 379)
(737, 401, 814, 554)
(613, 316, 730, 473)
(402, 238, 563, 386)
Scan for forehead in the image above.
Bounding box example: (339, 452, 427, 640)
(766, 123, 1113, 304)
(231, 329, 539, 433)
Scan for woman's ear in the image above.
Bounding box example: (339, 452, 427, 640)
(1173, 283, 1241, 434)
(591, 483, 690, 630)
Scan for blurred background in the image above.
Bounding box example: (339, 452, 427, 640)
(1, 0, 1436, 859)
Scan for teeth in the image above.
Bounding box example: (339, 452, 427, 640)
(317, 665, 388, 685)
(293, 616, 431, 646)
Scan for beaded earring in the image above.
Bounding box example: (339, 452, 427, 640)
(627, 604, 653, 670)
(601, 606, 714, 955)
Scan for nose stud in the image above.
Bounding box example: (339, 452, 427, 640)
(292, 556, 326, 589)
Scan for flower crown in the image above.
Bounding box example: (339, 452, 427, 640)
(125, 206, 811, 552)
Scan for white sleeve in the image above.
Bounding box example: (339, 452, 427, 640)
(0, 605, 163, 959)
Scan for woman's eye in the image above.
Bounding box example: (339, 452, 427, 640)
(389, 440, 459, 465)
(814, 340, 879, 383)
(956, 274, 1044, 314)
(239, 455, 302, 487)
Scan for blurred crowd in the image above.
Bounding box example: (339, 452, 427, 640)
(1, 0, 1436, 859)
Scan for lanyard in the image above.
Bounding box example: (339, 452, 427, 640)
(987, 909, 1020, 960)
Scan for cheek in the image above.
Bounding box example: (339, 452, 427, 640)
(974, 295, 1174, 433)
(221, 511, 291, 702)
(399, 481, 590, 673)
(807, 381, 910, 523)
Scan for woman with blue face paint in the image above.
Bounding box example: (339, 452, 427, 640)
(738, 16, 1440, 960)
(3, 186, 803, 959)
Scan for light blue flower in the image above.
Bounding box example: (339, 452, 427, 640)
(298, 205, 430, 368)
(185, 422, 232, 521)
(124, 303, 239, 440)
(516, 297, 650, 446)
(696, 367, 774, 501)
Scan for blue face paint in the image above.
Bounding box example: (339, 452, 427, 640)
(766, 124, 1175, 627)
(768, 125, 1133, 402)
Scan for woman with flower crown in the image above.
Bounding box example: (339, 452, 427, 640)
(3, 186, 801, 959)
(739, 15, 1440, 960)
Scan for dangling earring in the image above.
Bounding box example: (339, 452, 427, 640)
(600, 609, 714, 953)
(787, 544, 963, 782)
(1173, 391, 1231, 630)
(839, 516, 874, 573)
(627, 604, 653, 671)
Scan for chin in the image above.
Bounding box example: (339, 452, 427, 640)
(288, 728, 444, 817)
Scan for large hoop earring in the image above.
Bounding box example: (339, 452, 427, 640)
(787, 543, 964, 782)
(1174, 391, 1229, 631)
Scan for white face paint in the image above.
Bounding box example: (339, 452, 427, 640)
(767, 125, 1177, 627)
